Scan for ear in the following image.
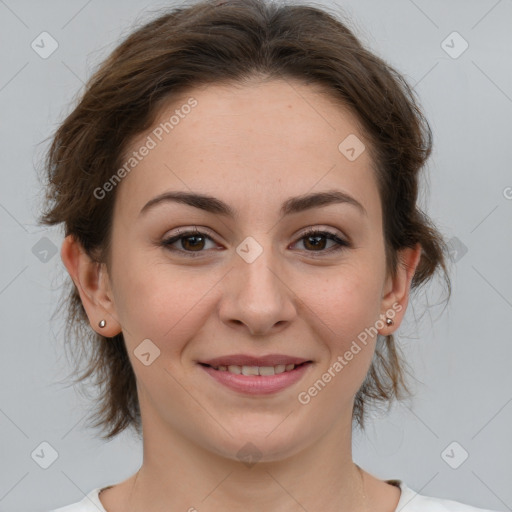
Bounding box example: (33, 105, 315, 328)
(60, 234, 122, 337)
(378, 242, 422, 334)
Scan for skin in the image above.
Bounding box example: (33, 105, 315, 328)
(61, 78, 421, 512)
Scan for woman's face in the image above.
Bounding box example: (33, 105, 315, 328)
(101, 79, 416, 461)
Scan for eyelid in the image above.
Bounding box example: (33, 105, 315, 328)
(296, 225, 346, 240)
(163, 225, 347, 242)
(162, 226, 219, 243)
(292, 227, 350, 256)
(159, 227, 219, 257)
(160, 225, 350, 257)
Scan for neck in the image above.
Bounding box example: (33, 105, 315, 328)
(121, 406, 368, 512)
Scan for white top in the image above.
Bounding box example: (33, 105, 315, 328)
(51, 479, 501, 512)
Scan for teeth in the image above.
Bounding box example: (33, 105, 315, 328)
(212, 363, 299, 375)
(242, 366, 259, 376)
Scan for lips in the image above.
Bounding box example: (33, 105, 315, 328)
(199, 354, 311, 367)
(199, 356, 313, 394)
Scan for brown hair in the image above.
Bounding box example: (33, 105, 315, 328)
(39, 0, 451, 440)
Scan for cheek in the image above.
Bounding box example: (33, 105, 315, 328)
(111, 248, 220, 350)
(301, 263, 383, 342)
(295, 263, 384, 398)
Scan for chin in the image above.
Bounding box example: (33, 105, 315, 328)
(202, 423, 315, 465)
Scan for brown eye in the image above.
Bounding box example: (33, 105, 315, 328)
(294, 229, 350, 254)
(161, 229, 216, 257)
(160, 227, 350, 258)
(179, 233, 206, 251)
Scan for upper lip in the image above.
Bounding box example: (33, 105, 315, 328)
(199, 354, 312, 367)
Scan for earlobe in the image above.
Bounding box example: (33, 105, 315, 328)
(379, 242, 422, 333)
(60, 235, 121, 337)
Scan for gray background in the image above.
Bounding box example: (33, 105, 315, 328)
(0, 0, 511, 511)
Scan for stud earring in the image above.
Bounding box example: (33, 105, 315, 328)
(98, 319, 106, 328)
(385, 317, 394, 326)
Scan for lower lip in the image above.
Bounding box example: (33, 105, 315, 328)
(199, 363, 312, 395)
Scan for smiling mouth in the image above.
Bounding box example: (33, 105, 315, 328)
(198, 361, 312, 376)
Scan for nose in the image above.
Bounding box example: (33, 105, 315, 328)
(218, 242, 297, 337)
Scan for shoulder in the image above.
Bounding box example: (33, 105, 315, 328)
(49, 488, 106, 512)
(391, 480, 502, 512)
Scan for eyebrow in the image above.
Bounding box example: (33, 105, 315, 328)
(138, 189, 367, 219)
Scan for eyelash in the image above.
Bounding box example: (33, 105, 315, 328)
(160, 227, 350, 258)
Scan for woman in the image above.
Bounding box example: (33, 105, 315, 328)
(40, 0, 500, 510)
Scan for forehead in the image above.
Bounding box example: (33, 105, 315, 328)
(115, 79, 381, 224)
